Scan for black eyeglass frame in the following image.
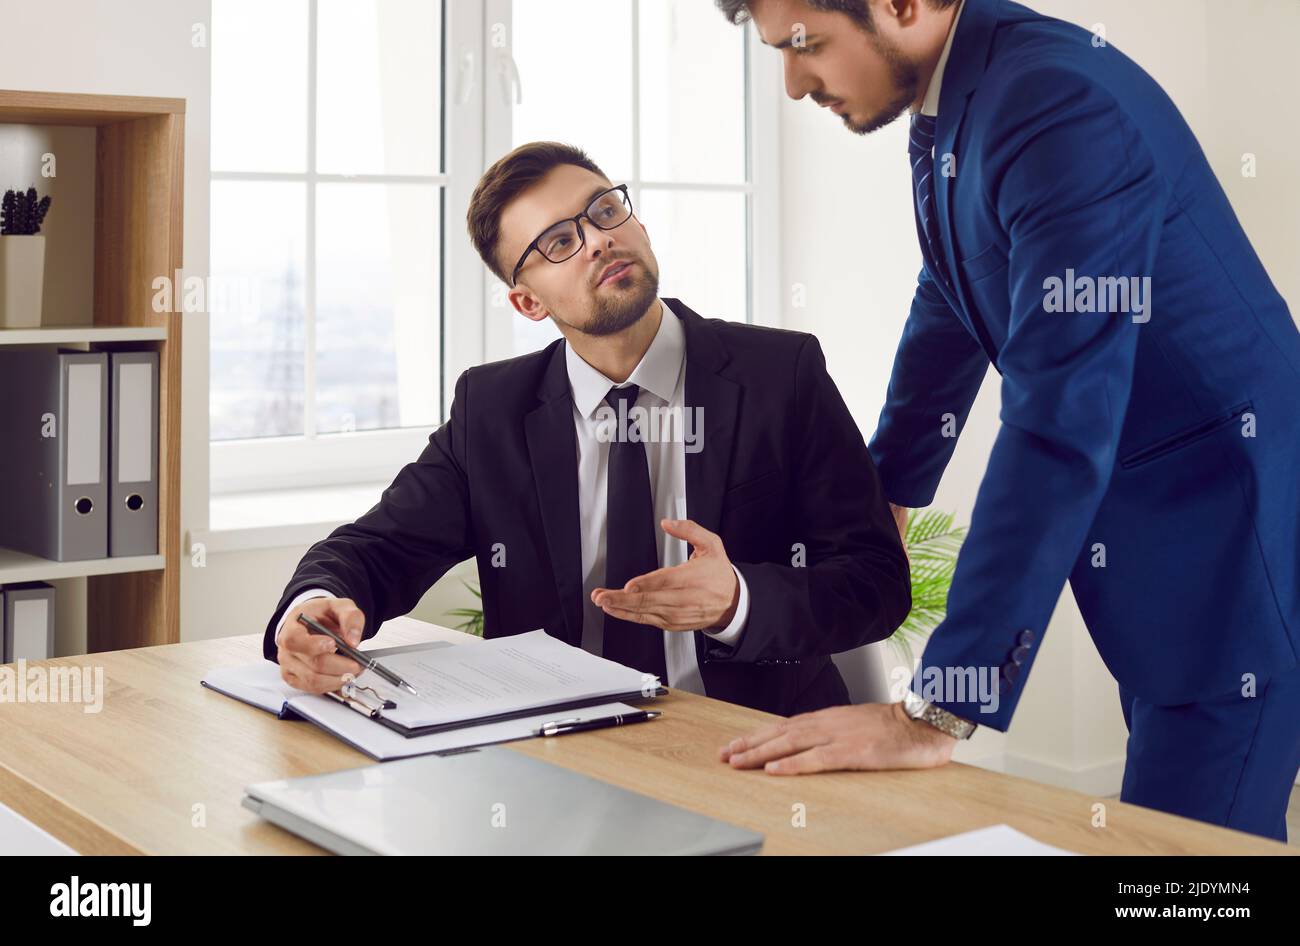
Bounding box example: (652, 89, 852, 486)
(509, 184, 634, 287)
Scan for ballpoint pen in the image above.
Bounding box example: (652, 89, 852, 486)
(534, 710, 661, 737)
(297, 612, 420, 697)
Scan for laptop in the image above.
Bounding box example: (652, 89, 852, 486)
(243, 746, 764, 856)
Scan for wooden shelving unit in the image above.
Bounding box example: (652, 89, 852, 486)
(0, 548, 165, 585)
(0, 90, 184, 652)
(0, 326, 167, 346)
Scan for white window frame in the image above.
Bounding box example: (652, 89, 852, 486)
(210, 0, 778, 496)
(481, 0, 783, 362)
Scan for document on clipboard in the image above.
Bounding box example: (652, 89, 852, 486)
(202, 630, 663, 759)
(338, 629, 664, 737)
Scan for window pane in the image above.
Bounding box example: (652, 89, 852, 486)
(639, 0, 746, 183)
(211, 0, 308, 173)
(317, 0, 443, 176)
(511, 0, 633, 180)
(315, 183, 441, 434)
(638, 190, 747, 324)
(210, 181, 307, 440)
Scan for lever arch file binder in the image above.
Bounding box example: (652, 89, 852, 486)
(108, 351, 159, 556)
(1, 581, 55, 662)
(0, 349, 109, 561)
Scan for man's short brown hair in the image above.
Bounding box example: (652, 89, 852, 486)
(466, 141, 607, 284)
(715, 0, 961, 32)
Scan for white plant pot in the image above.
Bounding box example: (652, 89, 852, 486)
(0, 234, 47, 329)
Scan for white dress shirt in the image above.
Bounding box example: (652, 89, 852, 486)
(276, 300, 749, 697)
(919, 0, 965, 118)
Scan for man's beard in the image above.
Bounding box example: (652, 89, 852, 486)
(554, 261, 660, 338)
(843, 31, 921, 136)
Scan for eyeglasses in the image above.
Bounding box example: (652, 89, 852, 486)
(510, 184, 634, 287)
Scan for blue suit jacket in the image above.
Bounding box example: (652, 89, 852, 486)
(867, 0, 1300, 729)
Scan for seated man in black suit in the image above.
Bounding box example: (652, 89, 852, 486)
(263, 140, 910, 716)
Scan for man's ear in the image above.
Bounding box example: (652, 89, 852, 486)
(882, 0, 923, 29)
(508, 284, 550, 322)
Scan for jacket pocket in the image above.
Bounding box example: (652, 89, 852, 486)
(1119, 401, 1253, 470)
(958, 241, 1007, 282)
(723, 469, 782, 513)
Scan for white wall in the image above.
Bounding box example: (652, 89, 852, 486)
(779, 0, 1299, 789)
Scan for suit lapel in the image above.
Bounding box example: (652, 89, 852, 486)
(665, 299, 741, 672)
(933, 0, 1003, 363)
(669, 299, 740, 538)
(524, 343, 584, 647)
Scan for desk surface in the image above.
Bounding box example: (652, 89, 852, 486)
(0, 620, 1291, 855)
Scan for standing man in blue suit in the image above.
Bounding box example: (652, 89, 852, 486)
(714, 0, 1300, 840)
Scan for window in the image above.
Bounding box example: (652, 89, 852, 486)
(210, 0, 776, 496)
(483, 0, 779, 360)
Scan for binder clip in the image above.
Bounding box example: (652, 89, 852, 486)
(335, 679, 397, 717)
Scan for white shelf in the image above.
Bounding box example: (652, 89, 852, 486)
(0, 326, 167, 346)
(0, 548, 164, 584)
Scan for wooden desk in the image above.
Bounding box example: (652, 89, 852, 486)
(0, 620, 1291, 855)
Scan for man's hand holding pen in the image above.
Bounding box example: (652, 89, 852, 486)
(275, 597, 366, 694)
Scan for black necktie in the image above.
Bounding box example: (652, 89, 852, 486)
(909, 112, 951, 289)
(602, 384, 668, 684)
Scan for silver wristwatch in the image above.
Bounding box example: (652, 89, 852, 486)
(902, 691, 977, 740)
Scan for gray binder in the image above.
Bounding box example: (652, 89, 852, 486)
(0, 349, 108, 561)
(243, 746, 765, 856)
(108, 351, 159, 556)
(1, 582, 55, 662)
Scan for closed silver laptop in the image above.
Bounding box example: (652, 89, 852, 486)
(243, 746, 763, 856)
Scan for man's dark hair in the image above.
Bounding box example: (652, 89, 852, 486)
(715, 0, 960, 32)
(467, 140, 608, 284)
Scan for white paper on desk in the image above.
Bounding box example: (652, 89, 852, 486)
(202, 661, 301, 715)
(357, 629, 656, 729)
(881, 824, 1079, 856)
(287, 696, 642, 761)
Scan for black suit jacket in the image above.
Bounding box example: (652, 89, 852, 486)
(263, 299, 911, 716)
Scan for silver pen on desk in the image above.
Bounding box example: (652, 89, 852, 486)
(297, 612, 420, 697)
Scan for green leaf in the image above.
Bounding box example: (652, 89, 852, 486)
(446, 582, 485, 637)
(890, 509, 967, 651)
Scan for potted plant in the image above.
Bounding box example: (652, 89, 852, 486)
(891, 508, 966, 661)
(446, 580, 485, 637)
(0, 186, 53, 329)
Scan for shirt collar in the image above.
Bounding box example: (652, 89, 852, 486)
(919, 0, 965, 118)
(565, 299, 684, 419)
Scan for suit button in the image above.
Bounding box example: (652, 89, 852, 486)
(1011, 645, 1031, 665)
(1000, 662, 1019, 683)
(1018, 629, 1035, 647)
(999, 677, 1012, 695)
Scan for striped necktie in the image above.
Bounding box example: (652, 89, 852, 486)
(908, 112, 949, 287)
